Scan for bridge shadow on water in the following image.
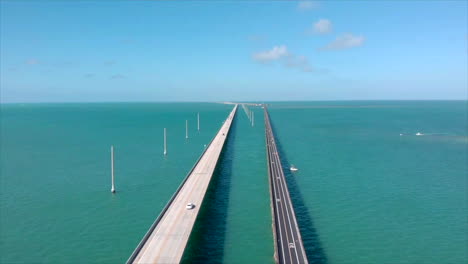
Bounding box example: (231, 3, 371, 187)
(181, 116, 237, 264)
(270, 120, 329, 264)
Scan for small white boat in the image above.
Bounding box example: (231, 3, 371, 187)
(290, 165, 298, 172)
(415, 132, 424, 136)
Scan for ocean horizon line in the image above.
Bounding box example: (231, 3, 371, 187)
(1, 99, 467, 105)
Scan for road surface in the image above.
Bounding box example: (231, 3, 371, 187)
(264, 106, 309, 264)
(127, 105, 238, 264)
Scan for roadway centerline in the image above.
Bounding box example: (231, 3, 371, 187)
(264, 105, 308, 264)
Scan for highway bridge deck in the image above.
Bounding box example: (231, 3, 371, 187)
(128, 104, 238, 264)
(264, 106, 309, 264)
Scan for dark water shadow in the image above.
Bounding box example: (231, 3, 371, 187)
(270, 119, 329, 264)
(181, 115, 237, 264)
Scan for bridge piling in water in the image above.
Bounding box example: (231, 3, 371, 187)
(264, 106, 308, 264)
(127, 105, 238, 264)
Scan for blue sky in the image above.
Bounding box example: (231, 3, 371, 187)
(0, 1, 466, 102)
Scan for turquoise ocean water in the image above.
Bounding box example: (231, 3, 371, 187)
(1, 101, 466, 263)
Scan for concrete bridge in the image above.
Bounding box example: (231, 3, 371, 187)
(127, 105, 238, 264)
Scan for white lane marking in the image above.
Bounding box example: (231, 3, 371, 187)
(269, 136, 301, 263)
(268, 141, 286, 264)
(271, 157, 287, 263)
(272, 151, 294, 264)
(275, 152, 301, 263)
(266, 113, 306, 263)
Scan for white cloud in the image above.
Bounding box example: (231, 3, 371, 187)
(321, 33, 365, 50)
(313, 19, 332, 34)
(252, 45, 314, 72)
(25, 59, 40, 65)
(298, 1, 319, 11)
(252, 45, 289, 63)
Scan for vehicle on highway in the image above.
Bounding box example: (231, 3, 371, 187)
(186, 203, 195, 210)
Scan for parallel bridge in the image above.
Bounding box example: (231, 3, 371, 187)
(264, 106, 309, 264)
(127, 104, 308, 264)
(127, 105, 238, 264)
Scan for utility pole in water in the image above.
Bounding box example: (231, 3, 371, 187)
(164, 128, 167, 155)
(111, 145, 115, 193)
